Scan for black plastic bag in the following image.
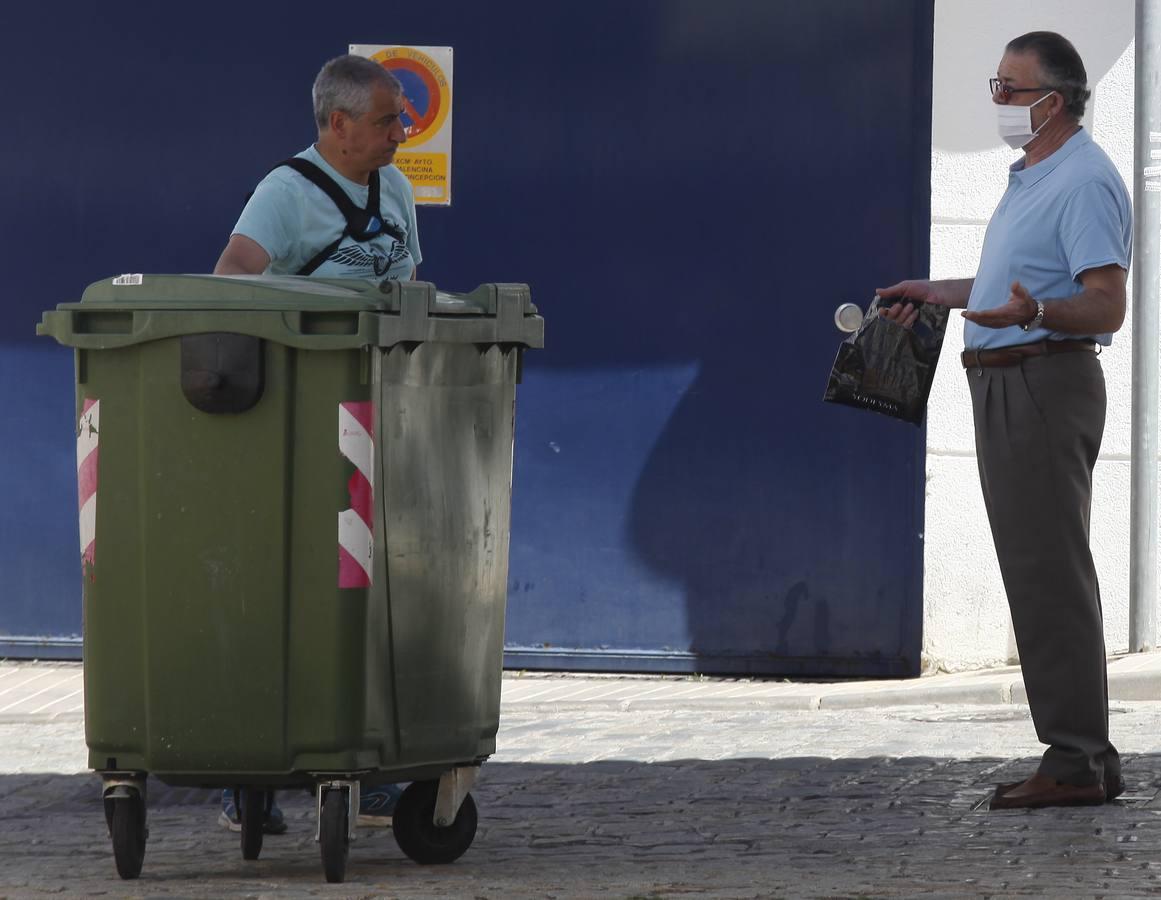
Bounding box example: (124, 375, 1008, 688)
(823, 296, 950, 426)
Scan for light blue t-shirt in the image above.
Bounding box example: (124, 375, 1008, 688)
(232, 145, 421, 280)
(965, 128, 1132, 350)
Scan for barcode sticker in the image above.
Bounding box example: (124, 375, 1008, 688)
(112, 274, 143, 286)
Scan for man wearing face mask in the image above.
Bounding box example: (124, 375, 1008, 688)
(878, 31, 1132, 810)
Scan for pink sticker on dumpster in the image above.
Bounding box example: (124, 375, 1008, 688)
(338, 402, 374, 588)
(76, 398, 100, 575)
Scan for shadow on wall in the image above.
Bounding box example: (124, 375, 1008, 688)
(500, 1, 932, 677)
(613, 7, 931, 674)
(933, 0, 1134, 153)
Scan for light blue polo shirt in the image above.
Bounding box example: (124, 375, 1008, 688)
(965, 128, 1131, 350)
(233, 144, 421, 281)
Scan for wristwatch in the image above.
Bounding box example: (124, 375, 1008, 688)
(1021, 299, 1045, 332)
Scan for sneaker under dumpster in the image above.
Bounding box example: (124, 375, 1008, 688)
(37, 274, 544, 883)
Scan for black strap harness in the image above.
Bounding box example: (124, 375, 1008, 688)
(268, 158, 404, 275)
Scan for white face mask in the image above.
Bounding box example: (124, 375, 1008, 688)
(996, 90, 1056, 149)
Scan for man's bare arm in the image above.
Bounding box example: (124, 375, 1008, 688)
(962, 265, 1127, 333)
(213, 234, 271, 275)
(1041, 264, 1127, 334)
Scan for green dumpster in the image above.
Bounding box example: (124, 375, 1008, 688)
(37, 273, 543, 881)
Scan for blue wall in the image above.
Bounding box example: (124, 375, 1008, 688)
(3, 1, 933, 674)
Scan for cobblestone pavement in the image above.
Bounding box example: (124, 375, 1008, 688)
(4, 699, 1161, 898)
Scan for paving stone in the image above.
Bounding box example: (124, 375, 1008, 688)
(5, 672, 1161, 895)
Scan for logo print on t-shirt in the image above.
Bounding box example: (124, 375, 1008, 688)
(329, 237, 411, 278)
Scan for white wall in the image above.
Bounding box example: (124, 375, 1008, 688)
(923, 0, 1143, 671)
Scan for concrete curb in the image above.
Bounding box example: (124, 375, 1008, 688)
(499, 653, 1161, 711)
(0, 654, 1158, 723)
(817, 680, 1016, 709)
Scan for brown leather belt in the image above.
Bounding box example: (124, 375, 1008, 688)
(960, 339, 1096, 370)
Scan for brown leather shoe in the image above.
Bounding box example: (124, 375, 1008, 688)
(994, 773, 1126, 804)
(989, 773, 1106, 810)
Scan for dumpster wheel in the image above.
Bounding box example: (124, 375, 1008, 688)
(392, 780, 478, 865)
(239, 787, 268, 861)
(108, 792, 147, 879)
(319, 788, 350, 883)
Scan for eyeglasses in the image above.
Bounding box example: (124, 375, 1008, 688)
(989, 78, 1052, 101)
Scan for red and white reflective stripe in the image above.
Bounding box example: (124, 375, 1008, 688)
(338, 401, 374, 588)
(76, 398, 100, 569)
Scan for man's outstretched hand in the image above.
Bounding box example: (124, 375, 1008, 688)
(961, 281, 1037, 330)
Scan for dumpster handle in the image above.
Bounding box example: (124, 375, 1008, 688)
(38, 309, 381, 351)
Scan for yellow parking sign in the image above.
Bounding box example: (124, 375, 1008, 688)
(350, 44, 454, 206)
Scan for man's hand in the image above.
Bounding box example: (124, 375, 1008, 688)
(875, 280, 925, 328)
(961, 281, 1038, 330)
(876, 278, 973, 328)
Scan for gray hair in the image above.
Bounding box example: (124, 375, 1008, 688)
(1006, 32, 1091, 119)
(312, 55, 402, 130)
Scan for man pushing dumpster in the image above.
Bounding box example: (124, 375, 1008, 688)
(39, 48, 542, 884)
(212, 52, 420, 834)
(215, 53, 419, 282)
